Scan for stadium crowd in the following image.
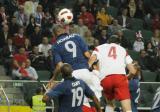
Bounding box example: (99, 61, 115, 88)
(0, 0, 159, 80)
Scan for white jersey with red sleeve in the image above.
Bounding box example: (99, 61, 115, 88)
(92, 43, 133, 80)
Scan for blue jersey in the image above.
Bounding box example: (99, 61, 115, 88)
(46, 77, 95, 112)
(52, 33, 89, 70)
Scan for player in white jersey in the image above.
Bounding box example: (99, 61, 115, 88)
(89, 36, 137, 112)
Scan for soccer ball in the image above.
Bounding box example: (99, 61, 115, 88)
(57, 8, 73, 25)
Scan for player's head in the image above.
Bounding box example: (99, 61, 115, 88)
(60, 63, 73, 79)
(53, 24, 65, 37)
(108, 35, 120, 44)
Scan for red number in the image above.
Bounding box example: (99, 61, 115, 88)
(108, 46, 117, 59)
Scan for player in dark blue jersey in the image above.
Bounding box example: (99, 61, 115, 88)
(47, 25, 102, 111)
(128, 61, 141, 112)
(43, 63, 102, 112)
(151, 86, 160, 112)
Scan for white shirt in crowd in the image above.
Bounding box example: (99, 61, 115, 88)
(38, 44, 52, 57)
(133, 40, 144, 52)
(25, 66, 38, 80)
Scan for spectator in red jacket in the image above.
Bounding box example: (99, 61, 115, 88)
(12, 47, 28, 80)
(152, 13, 160, 31)
(79, 6, 95, 30)
(13, 26, 26, 48)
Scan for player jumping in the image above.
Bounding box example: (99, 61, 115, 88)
(89, 36, 137, 112)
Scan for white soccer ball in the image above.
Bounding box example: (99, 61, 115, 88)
(57, 8, 73, 25)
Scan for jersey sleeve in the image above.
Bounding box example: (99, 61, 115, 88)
(83, 81, 95, 98)
(125, 51, 133, 64)
(76, 35, 89, 52)
(52, 45, 62, 64)
(46, 83, 65, 98)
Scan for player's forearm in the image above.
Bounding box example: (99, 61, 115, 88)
(92, 95, 102, 112)
(88, 54, 97, 68)
(84, 51, 91, 59)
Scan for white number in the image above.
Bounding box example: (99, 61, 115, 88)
(71, 87, 83, 107)
(135, 88, 140, 103)
(65, 41, 77, 58)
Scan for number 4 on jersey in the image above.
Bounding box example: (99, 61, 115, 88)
(108, 46, 117, 59)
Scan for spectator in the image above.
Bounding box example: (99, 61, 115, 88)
(9, 16, 19, 36)
(108, 19, 122, 36)
(117, 8, 131, 29)
(32, 87, 46, 112)
(116, 30, 132, 49)
(38, 37, 52, 58)
(26, 15, 36, 37)
(135, 0, 146, 19)
(74, 18, 88, 37)
(0, 24, 11, 48)
(2, 38, 17, 75)
(146, 42, 156, 58)
(12, 47, 28, 80)
(151, 29, 160, 50)
(14, 5, 28, 26)
(138, 49, 150, 70)
(45, 49, 54, 72)
(4, 0, 19, 16)
(79, 5, 95, 29)
(24, 0, 38, 18)
(39, 0, 53, 12)
(96, 7, 112, 27)
(133, 31, 144, 52)
(24, 38, 32, 53)
(0, 6, 8, 28)
(138, 49, 157, 71)
(152, 13, 160, 31)
(13, 26, 26, 48)
(84, 30, 99, 50)
(33, 4, 44, 26)
(29, 46, 46, 70)
(128, 0, 136, 18)
(30, 25, 42, 46)
(98, 29, 108, 45)
(25, 59, 38, 80)
(93, 18, 105, 39)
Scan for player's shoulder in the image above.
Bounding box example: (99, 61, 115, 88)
(95, 43, 108, 50)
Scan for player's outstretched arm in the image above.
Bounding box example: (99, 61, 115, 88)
(90, 95, 103, 112)
(47, 62, 63, 89)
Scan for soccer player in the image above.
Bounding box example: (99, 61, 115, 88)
(48, 24, 100, 111)
(89, 36, 137, 112)
(151, 86, 160, 112)
(128, 61, 141, 112)
(43, 63, 102, 112)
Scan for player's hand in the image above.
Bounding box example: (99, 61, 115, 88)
(46, 80, 58, 89)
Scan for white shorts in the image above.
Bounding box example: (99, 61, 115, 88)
(72, 69, 102, 100)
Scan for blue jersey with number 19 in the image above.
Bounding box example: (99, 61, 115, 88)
(46, 77, 95, 112)
(52, 33, 89, 70)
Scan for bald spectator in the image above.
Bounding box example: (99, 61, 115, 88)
(74, 18, 88, 38)
(25, 59, 38, 80)
(14, 5, 28, 26)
